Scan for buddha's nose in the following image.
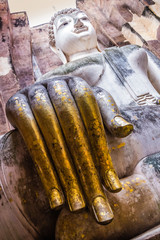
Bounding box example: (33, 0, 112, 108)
(74, 18, 84, 28)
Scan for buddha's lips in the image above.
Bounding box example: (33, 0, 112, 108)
(74, 26, 88, 34)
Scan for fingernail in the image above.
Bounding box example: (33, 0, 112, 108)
(113, 116, 133, 137)
(92, 196, 114, 224)
(67, 189, 86, 212)
(49, 188, 65, 210)
(104, 169, 122, 193)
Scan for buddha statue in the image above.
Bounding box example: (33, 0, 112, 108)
(1, 7, 160, 240)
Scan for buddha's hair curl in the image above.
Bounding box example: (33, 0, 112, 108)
(49, 8, 80, 47)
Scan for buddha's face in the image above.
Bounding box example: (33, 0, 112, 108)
(53, 11, 97, 58)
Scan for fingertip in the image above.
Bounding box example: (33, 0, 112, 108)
(112, 116, 134, 138)
(92, 196, 114, 224)
(67, 189, 86, 213)
(49, 188, 65, 210)
(103, 169, 122, 193)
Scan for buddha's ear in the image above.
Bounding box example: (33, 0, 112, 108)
(96, 42, 102, 52)
(50, 45, 68, 64)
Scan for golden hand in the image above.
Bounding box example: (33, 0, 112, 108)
(6, 76, 133, 224)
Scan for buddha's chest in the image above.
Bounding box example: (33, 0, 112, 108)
(71, 62, 104, 87)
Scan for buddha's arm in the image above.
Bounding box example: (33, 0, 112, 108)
(127, 46, 160, 98)
(146, 49, 160, 96)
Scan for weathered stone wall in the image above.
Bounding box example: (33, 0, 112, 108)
(31, 24, 62, 77)
(10, 12, 34, 89)
(77, 0, 160, 56)
(0, 0, 160, 135)
(0, 0, 19, 134)
(0, 0, 60, 134)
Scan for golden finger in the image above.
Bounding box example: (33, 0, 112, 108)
(28, 84, 85, 212)
(93, 87, 133, 138)
(47, 78, 113, 224)
(6, 93, 64, 209)
(69, 78, 122, 193)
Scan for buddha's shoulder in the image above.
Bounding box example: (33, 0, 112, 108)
(38, 52, 105, 82)
(38, 44, 159, 83)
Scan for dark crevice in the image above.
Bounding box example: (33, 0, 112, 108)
(0, 17, 3, 30)
(143, 6, 160, 22)
(14, 18, 26, 27)
(123, 23, 148, 45)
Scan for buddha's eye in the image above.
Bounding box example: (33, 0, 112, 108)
(58, 21, 69, 29)
(63, 22, 68, 26)
(81, 17, 88, 21)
